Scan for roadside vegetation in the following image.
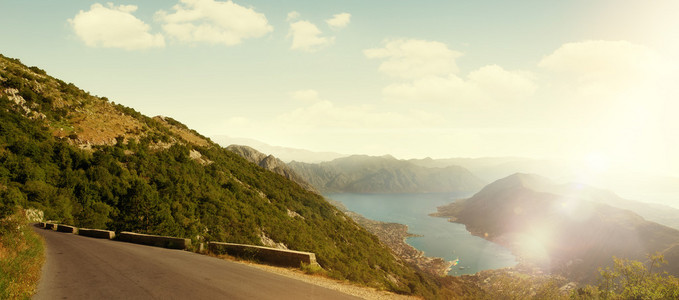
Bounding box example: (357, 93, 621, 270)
(0, 208, 45, 299)
(449, 253, 679, 299)
(0, 54, 443, 297)
(574, 253, 679, 300)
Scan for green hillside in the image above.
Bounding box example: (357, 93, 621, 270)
(0, 54, 441, 296)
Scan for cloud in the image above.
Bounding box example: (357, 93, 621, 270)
(382, 66, 536, 104)
(383, 75, 471, 102)
(538, 40, 661, 89)
(69, 3, 165, 50)
(364, 39, 462, 79)
(286, 11, 300, 22)
(326, 13, 351, 30)
(366, 39, 536, 103)
(156, 0, 272, 46)
(290, 89, 319, 102)
(288, 20, 334, 52)
(468, 65, 537, 100)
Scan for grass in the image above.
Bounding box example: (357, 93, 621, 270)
(0, 209, 45, 299)
(300, 262, 326, 276)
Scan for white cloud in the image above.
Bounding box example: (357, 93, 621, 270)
(290, 89, 319, 102)
(366, 39, 536, 104)
(69, 3, 165, 50)
(156, 0, 272, 46)
(382, 66, 536, 104)
(364, 39, 462, 79)
(286, 11, 300, 22)
(469, 65, 537, 100)
(288, 20, 334, 52)
(539, 40, 661, 88)
(383, 75, 471, 102)
(326, 13, 351, 30)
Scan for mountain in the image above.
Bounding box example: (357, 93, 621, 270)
(433, 173, 679, 282)
(0, 54, 442, 296)
(551, 183, 679, 230)
(212, 135, 345, 163)
(225, 145, 318, 193)
(410, 157, 679, 210)
(288, 155, 485, 194)
(409, 157, 574, 183)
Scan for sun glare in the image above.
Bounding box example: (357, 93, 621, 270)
(584, 152, 610, 173)
(511, 232, 551, 270)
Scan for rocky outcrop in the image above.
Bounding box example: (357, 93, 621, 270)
(226, 145, 319, 193)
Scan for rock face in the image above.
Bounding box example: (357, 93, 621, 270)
(434, 173, 679, 283)
(226, 145, 319, 193)
(288, 155, 485, 194)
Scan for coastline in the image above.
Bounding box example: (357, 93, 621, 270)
(343, 211, 453, 276)
(431, 205, 547, 277)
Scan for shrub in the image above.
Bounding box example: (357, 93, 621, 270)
(0, 209, 45, 299)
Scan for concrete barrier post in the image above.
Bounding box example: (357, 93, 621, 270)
(207, 242, 319, 268)
(118, 232, 191, 250)
(79, 228, 116, 239)
(56, 224, 78, 234)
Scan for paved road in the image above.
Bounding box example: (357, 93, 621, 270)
(34, 227, 360, 299)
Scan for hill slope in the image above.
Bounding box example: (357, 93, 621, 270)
(433, 173, 679, 283)
(289, 155, 485, 194)
(0, 54, 441, 296)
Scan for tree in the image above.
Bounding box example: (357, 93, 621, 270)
(575, 253, 679, 299)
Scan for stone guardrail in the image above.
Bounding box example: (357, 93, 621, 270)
(38, 223, 321, 270)
(56, 224, 78, 234)
(208, 242, 319, 268)
(118, 232, 191, 250)
(79, 228, 116, 239)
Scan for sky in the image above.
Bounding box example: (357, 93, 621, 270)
(1, 0, 679, 176)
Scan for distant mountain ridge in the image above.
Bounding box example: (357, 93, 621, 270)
(410, 157, 679, 209)
(212, 136, 345, 163)
(225, 145, 318, 193)
(434, 173, 679, 282)
(289, 155, 485, 194)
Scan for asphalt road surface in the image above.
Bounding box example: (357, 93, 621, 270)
(34, 227, 360, 299)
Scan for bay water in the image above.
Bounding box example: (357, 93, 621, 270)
(326, 193, 517, 276)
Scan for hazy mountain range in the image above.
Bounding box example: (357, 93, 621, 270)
(288, 155, 486, 194)
(411, 157, 679, 209)
(225, 145, 318, 193)
(433, 173, 679, 282)
(213, 137, 679, 209)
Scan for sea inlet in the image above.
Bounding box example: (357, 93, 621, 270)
(326, 193, 517, 276)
